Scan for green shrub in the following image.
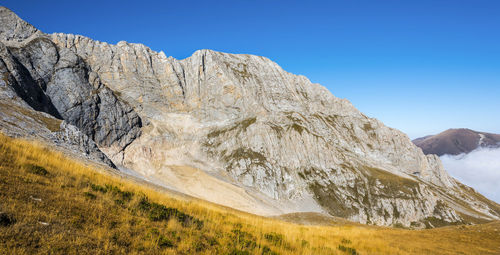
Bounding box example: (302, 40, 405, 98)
(105, 184, 133, 202)
(137, 197, 204, 229)
(0, 212, 15, 226)
(264, 232, 284, 246)
(261, 245, 279, 255)
(83, 192, 96, 200)
(301, 239, 309, 247)
(158, 235, 174, 248)
(229, 249, 251, 255)
(341, 238, 352, 244)
(90, 183, 107, 193)
(338, 244, 358, 255)
(25, 164, 49, 176)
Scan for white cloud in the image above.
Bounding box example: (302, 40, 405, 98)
(440, 147, 500, 203)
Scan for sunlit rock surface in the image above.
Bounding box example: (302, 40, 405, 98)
(1, 6, 499, 227)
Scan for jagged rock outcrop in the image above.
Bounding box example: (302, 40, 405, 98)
(0, 7, 142, 163)
(0, 96, 114, 167)
(0, 7, 39, 42)
(1, 6, 499, 227)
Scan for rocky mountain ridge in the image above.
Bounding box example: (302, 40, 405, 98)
(413, 128, 500, 156)
(1, 6, 499, 227)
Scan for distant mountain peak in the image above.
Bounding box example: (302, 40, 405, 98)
(413, 129, 500, 156)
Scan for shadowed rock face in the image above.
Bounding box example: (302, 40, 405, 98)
(0, 40, 61, 118)
(0, 7, 142, 160)
(414, 129, 500, 156)
(1, 6, 499, 227)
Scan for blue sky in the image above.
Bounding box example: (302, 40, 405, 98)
(3, 0, 500, 138)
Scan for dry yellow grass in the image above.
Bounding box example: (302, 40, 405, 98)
(0, 133, 499, 254)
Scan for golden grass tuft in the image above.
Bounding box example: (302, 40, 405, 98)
(0, 133, 499, 254)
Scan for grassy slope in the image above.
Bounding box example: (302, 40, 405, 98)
(0, 133, 499, 255)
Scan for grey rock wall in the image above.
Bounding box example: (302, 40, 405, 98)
(49, 32, 500, 226)
(0, 7, 142, 160)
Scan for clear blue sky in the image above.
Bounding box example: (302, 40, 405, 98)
(3, 0, 500, 138)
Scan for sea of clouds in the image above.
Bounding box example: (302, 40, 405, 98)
(440, 146, 500, 203)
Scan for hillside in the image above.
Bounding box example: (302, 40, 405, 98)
(1, 133, 500, 255)
(413, 129, 500, 156)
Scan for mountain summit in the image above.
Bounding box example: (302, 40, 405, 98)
(1, 6, 499, 228)
(413, 129, 500, 156)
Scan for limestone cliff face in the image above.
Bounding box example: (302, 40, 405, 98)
(0, 7, 39, 42)
(1, 6, 499, 227)
(0, 7, 142, 163)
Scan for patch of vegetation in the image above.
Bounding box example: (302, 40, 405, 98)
(296, 168, 315, 180)
(0, 102, 62, 132)
(341, 238, 352, 245)
(90, 183, 107, 193)
(113, 89, 122, 98)
(410, 221, 420, 228)
(0, 212, 15, 227)
(303, 168, 313, 176)
(284, 112, 305, 123)
(105, 184, 134, 202)
(224, 148, 267, 167)
(361, 123, 377, 139)
(289, 123, 306, 135)
(264, 232, 284, 246)
(424, 217, 462, 229)
(362, 123, 373, 132)
(298, 172, 306, 179)
(240, 117, 257, 131)
(393, 204, 401, 218)
(393, 223, 406, 229)
(301, 240, 309, 247)
(83, 191, 97, 200)
(364, 166, 419, 198)
(137, 197, 204, 229)
(207, 117, 257, 139)
(433, 200, 448, 215)
(284, 113, 324, 138)
(231, 228, 257, 251)
(338, 244, 358, 255)
(85, 183, 134, 205)
(24, 163, 49, 176)
(262, 245, 279, 255)
(226, 62, 252, 81)
(270, 125, 284, 139)
(229, 249, 252, 255)
(315, 113, 343, 130)
(111, 232, 131, 247)
(158, 235, 175, 248)
(308, 182, 357, 218)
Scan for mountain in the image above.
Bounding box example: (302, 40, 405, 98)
(413, 129, 500, 156)
(1, 6, 499, 228)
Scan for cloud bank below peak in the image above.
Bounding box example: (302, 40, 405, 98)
(441, 146, 500, 203)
